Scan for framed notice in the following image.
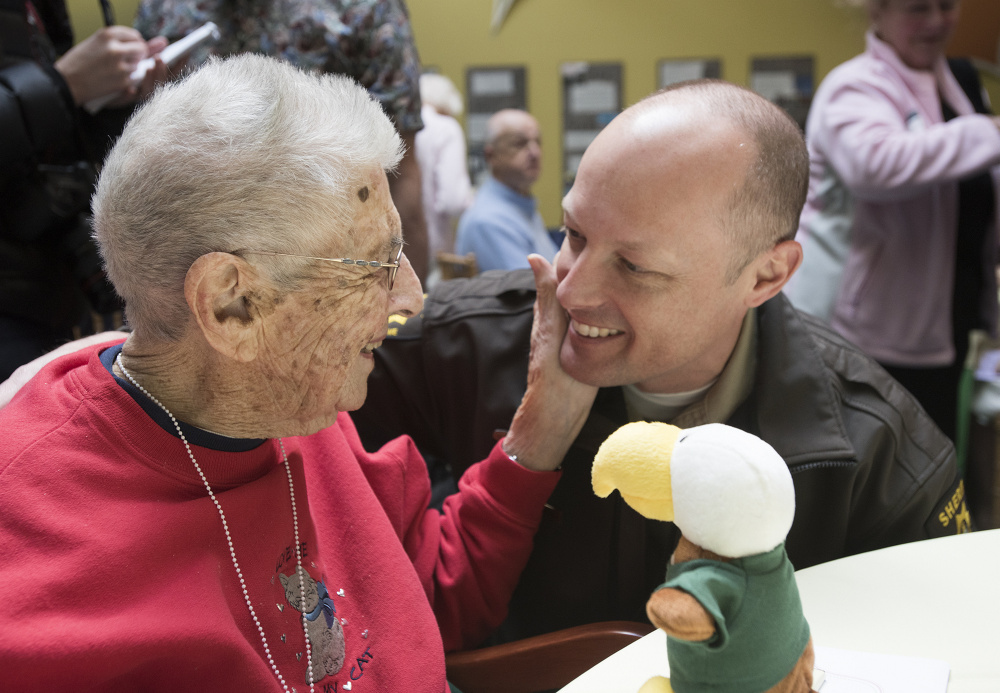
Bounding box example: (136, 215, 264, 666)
(465, 66, 527, 186)
(657, 58, 722, 89)
(749, 56, 814, 130)
(561, 61, 623, 193)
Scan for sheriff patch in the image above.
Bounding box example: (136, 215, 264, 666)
(928, 480, 972, 535)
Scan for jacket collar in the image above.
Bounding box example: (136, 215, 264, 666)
(752, 295, 856, 463)
(662, 294, 855, 462)
(672, 295, 854, 463)
(865, 30, 974, 120)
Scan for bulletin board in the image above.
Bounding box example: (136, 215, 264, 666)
(657, 58, 722, 89)
(749, 56, 814, 130)
(465, 66, 528, 186)
(561, 62, 623, 194)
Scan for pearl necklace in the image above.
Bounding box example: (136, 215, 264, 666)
(116, 352, 315, 691)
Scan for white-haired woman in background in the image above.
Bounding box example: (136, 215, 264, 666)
(415, 72, 473, 278)
(0, 54, 596, 692)
(786, 0, 1000, 442)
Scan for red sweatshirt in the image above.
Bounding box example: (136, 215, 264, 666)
(0, 342, 559, 691)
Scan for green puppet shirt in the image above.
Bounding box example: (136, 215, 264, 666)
(659, 543, 810, 693)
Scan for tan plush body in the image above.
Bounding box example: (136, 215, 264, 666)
(645, 537, 817, 693)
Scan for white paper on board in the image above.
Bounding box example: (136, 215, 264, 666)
(751, 70, 797, 100)
(659, 60, 707, 87)
(569, 80, 617, 114)
(470, 71, 515, 97)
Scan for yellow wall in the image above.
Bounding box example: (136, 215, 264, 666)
(64, 0, 997, 226)
(984, 71, 1000, 112)
(68, 0, 138, 40)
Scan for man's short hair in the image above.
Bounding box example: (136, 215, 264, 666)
(485, 109, 535, 148)
(638, 80, 809, 282)
(93, 54, 403, 341)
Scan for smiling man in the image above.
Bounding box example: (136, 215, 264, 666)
(354, 80, 968, 645)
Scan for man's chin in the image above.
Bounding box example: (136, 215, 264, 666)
(559, 349, 618, 389)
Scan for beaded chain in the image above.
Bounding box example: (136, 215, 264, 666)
(117, 352, 315, 691)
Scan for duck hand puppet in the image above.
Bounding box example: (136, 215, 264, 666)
(592, 422, 817, 693)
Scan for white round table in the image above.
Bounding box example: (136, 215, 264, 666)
(559, 529, 1000, 692)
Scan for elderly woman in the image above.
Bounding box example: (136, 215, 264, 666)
(785, 0, 1000, 441)
(0, 55, 596, 691)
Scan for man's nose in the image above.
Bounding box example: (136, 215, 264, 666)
(555, 248, 603, 310)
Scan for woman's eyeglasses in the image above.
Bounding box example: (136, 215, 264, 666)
(238, 244, 404, 290)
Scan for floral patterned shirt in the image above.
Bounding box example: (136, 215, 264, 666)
(135, 0, 423, 132)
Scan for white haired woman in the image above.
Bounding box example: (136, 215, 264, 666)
(0, 54, 597, 691)
(785, 0, 1000, 442)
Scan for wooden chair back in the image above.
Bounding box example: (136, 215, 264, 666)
(445, 620, 655, 693)
(437, 251, 478, 280)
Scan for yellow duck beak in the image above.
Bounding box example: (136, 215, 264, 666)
(592, 421, 681, 523)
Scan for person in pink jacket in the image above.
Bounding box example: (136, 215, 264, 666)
(0, 54, 597, 692)
(786, 0, 1000, 441)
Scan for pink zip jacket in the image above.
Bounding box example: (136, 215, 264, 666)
(785, 31, 1000, 366)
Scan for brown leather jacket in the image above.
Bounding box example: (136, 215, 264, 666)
(354, 269, 968, 646)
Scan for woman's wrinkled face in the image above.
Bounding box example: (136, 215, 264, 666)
(872, 0, 960, 71)
(252, 168, 422, 435)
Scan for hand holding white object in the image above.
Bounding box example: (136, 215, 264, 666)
(83, 22, 220, 113)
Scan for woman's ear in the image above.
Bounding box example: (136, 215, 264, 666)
(745, 240, 803, 308)
(185, 253, 262, 362)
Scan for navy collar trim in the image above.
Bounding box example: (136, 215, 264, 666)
(100, 343, 267, 453)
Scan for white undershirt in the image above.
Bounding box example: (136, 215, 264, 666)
(623, 379, 717, 423)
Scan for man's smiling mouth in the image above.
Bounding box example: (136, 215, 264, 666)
(572, 320, 621, 338)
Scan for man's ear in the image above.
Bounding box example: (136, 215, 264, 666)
(185, 252, 262, 362)
(745, 239, 803, 308)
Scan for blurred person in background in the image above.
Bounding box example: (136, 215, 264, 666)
(1, 0, 168, 380)
(785, 0, 1000, 442)
(416, 72, 472, 284)
(455, 108, 557, 272)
